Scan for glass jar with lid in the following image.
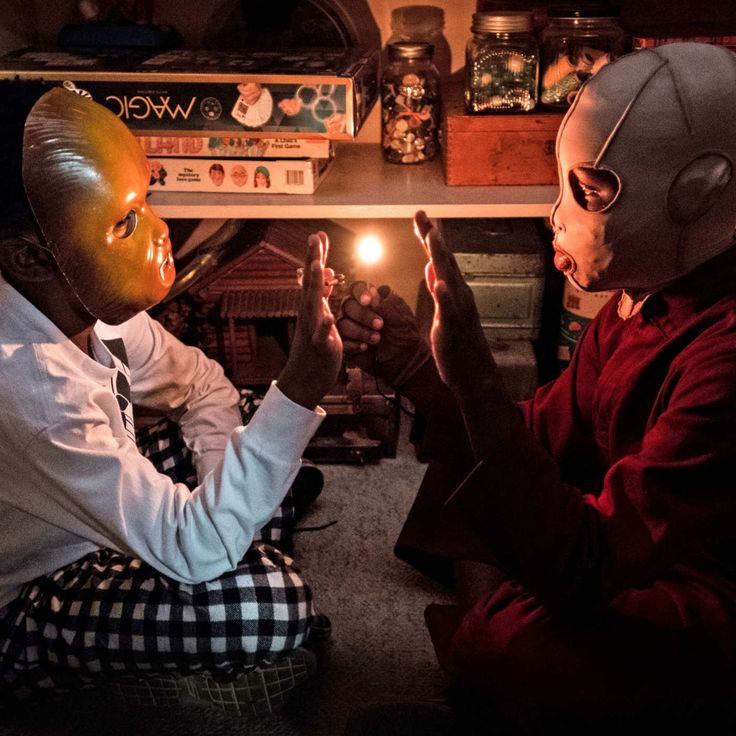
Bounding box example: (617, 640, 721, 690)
(385, 5, 452, 84)
(381, 41, 441, 165)
(539, 5, 626, 110)
(465, 10, 539, 114)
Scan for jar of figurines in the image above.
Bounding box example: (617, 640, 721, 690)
(539, 5, 625, 109)
(381, 41, 441, 164)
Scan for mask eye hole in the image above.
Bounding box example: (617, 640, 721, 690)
(112, 210, 138, 239)
(569, 167, 620, 212)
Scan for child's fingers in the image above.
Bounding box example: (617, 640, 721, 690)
(434, 279, 452, 313)
(342, 338, 369, 355)
(426, 228, 463, 287)
(433, 280, 461, 333)
(313, 313, 335, 346)
(304, 256, 323, 322)
(306, 232, 323, 263)
(350, 280, 370, 302)
(413, 210, 433, 258)
(305, 233, 323, 290)
(324, 266, 336, 298)
(316, 230, 329, 267)
(349, 281, 379, 307)
(424, 259, 437, 294)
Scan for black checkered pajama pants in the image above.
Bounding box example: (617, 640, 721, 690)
(0, 399, 315, 702)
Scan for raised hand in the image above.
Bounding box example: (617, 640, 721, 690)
(277, 231, 343, 409)
(337, 280, 431, 389)
(414, 211, 495, 396)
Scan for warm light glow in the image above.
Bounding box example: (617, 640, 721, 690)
(356, 234, 384, 265)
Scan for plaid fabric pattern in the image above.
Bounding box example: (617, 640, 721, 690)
(0, 546, 313, 702)
(0, 387, 314, 702)
(136, 417, 198, 487)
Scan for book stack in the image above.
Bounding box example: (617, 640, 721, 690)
(0, 46, 380, 195)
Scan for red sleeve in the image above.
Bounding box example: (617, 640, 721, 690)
(395, 310, 601, 590)
(518, 300, 608, 489)
(397, 314, 609, 600)
(443, 329, 736, 613)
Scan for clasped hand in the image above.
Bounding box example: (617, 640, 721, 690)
(337, 282, 431, 389)
(335, 212, 495, 402)
(277, 232, 343, 410)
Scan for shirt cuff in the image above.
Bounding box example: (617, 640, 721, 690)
(242, 381, 325, 458)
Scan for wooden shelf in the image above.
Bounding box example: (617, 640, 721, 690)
(148, 143, 559, 220)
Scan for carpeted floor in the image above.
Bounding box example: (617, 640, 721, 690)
(0, 414, 454, 736)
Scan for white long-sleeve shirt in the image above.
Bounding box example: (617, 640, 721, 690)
(0, 274, 324, 608)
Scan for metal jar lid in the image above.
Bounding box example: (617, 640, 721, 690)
(387, 41, 435, 60)
(471, 11, 534, 34)
(547, 4, 621, 18)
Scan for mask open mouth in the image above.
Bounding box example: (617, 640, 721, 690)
(553, 249, 575, 274)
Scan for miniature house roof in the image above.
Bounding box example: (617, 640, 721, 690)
(192, 239, 303, 300)
(170, 218, 355, 305)
(220, 288, 301, 319)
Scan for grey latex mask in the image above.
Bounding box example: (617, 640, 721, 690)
(550, 42, 736, 294)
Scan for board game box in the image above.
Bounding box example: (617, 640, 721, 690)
(138, 134, 333, 159)
(0, 47, 379, 139)
(147, 156, 333, 194)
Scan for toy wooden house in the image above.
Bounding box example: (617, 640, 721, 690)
(151, 219, 398, 462)
(177, 219, 352, 386)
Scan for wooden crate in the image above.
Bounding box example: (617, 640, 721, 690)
(442, 82, 564, 186)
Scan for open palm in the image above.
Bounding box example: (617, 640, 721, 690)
(278, 232, 343, 409)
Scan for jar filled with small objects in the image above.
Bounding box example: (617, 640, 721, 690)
(539, 5, 625, 110)
(465, 10, 539, 113)
(381, 41, 441, 164)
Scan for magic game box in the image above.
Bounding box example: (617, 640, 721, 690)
(0, 47, 379, 139)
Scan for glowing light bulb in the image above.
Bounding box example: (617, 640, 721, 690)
(356, 235, 384, 265)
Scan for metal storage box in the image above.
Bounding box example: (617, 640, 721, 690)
(416, 277, 539, 400)
(439, 218, 547, 339)
(483, 335, 538, 401)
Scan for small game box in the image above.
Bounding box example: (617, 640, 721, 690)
(147, 156, 333, 194)
(0, 47, 379, 139)
(138, 135, 333, 159)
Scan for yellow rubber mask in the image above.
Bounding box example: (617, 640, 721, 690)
(22, 86, 175, 324)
